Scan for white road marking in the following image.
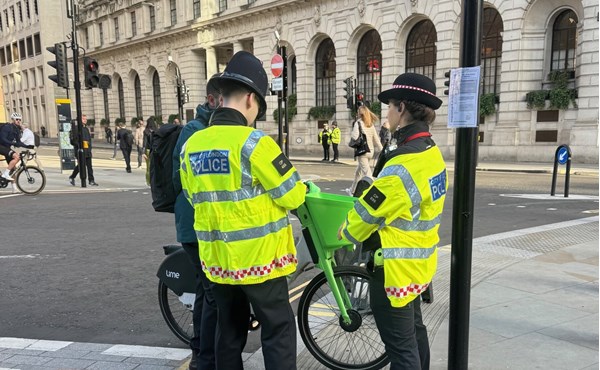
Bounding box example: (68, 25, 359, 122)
(547, 208, 557, 211)
(488, 203, 496, 206)
(0, 254, 39, 259)
(500, 194, 599, 200)
(517, 205, 527, 208)
(0, 338, 72, 351)
(102, 344, 190, 360)
(0, 194, 21, 199)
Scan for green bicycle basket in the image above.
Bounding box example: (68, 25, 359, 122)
(304, 192, 357, 250)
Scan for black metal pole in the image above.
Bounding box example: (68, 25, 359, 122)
(564, 158, 571, 198)
(276, 45, 283, 151)
(176, 73, 184, 121)
(70, 0, 86, 187)
(282, 46, 289, 157)
(551, 149, 559, 196)
(448, 1, 483, 369)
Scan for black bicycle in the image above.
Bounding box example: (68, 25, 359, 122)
(0, 151, 46, 195)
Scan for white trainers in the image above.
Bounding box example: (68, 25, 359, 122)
(1, 170, 14, 182)
(344, 188, 353, 196)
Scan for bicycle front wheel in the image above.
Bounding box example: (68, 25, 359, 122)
(158, 280, 193, 345)
(297, 266, 389, 370)
(16, 166, 46, 195)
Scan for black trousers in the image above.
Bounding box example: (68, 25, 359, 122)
(136, 145, 144, 167)
(70, 156, 94, 182)
(182, 242, 218, 370)
(121, 147, 132, 171)
(332, 143, 339, 160)
(211, 276, 296, 370)
(322, 144, 330, 160)
(370, 268, 430, 370)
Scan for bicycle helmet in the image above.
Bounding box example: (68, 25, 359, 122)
(10, 112, 22, 120)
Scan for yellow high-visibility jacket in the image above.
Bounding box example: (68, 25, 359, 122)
(331, 127, 341, 144)
(341, 139, 447, 307)
(180, 108, 306, 285)
(318, 129, 332, 145)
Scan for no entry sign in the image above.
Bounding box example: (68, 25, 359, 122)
(271, 54, 283, 77)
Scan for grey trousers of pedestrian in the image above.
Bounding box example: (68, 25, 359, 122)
(182, 242, 218, 370)
(112, 142, 119, 158)
(370, 268, 430, 370)
(210, 276, 297, 370)
(136, 145, 144, 167)
(351, 153, 373, 193)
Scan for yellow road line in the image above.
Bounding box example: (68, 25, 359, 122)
(288, 280, 310, 295)
(308, 310, 336, 317)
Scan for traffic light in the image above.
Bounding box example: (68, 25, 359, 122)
(46, 43, 69, 88)
(84, 57, 99, 88)
(443, 70, 452, 96)
(179, 81, 190, 105)
(343, 77, 354, 109)
(355, 92, 364, 111)
(98, 74, 112, 90)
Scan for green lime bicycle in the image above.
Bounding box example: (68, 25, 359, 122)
(295, 183, 389, 370)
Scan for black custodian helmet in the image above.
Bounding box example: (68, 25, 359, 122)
(213, 51, 268, 119)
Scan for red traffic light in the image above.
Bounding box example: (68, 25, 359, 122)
(87, 60, 98, 72)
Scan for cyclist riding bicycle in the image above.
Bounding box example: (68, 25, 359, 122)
(0, 112, 27, 181)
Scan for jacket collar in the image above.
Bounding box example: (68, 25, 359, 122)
(209, 107, 248, 127)
(392, 121, 430, 144)
(195, 102, 215, 123)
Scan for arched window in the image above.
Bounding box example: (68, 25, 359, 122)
(482, 8, 503, 95)
(357, 30, 382, 104)
(152, 71, 161, 117)
(551, 10, 578, 71)
(406, 20, 437, 81)
(290, 56, 297, 94)
(117, 77, 125, 119)
(134, 74, 142, 118)
(102, 88, 110, 122)
(315, 38, 336, 107)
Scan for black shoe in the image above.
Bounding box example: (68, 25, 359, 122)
(69, 178, 75, 186)
(89, 181, 98, 186)
(188, 349, 199, 370)
(126, 169, 132, 173)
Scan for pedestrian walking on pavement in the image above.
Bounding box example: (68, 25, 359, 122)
(143, 117, 157, 185)
(330, 121, 341, 162)
(318, 123, 332, 161)
(172, 73, 222, 370)
(40, 126, 46, 138)
(347, 105, 382, 195)
(105, 126, 113, 144)
(180, 51, 305, 370)
(69, 114, 98, 186)
(339, 72, 447, 370)
(116, 122, 133, 173)
(134, 119, 145, 168)
(379, 119, 391, 149)
(111, 123, 120, 159)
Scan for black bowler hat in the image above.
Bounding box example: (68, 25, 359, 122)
(213, 51, 268, 118)
(378, 73, 442, 110)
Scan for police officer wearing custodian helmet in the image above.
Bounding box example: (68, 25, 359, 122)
(338, 73, 448, 369)
(180, 51, 306, 370)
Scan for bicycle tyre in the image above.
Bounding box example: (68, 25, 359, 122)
(297, 266, 389, 370)
(15, 166, 46, 195)
(158, 280, 193, 345)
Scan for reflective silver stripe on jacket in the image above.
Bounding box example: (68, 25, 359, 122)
(191, 186, 265, 204)
(379, 164, 421, 220)
(382, 245, 437, 259)
(241, 130, 265, 187)
(354, 202, 385, 228)
(343, 216, 362, 245)
(268, 171, 301, 199)
(196, 216, 290, 242)
(388, 216, 441, 232)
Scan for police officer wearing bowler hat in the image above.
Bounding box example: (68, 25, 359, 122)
(338, 73, 448, 369)
(179, 51, 306, 370)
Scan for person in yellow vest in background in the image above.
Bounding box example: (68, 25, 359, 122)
(318, 123, 332, 161)
(330, 121, 341, 162)
(180, 51, 306, 370)
(338, 73, 447, 370)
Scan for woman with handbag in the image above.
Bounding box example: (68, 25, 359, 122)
(347, 105, 382, 195)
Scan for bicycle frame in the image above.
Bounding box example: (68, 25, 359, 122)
(296, 200, 356, 325)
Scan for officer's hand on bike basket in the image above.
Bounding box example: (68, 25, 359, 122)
(303, 180, 320, 194)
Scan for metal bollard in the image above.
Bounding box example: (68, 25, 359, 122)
(550, 144, 571, 198)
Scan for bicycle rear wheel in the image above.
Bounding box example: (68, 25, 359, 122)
(297, 266, 389, 370)
(158, 280, 193, 345)
(16, 166, 46, 195)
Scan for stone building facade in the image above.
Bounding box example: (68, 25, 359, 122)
(0, 0, 72, 137)
(77, 0, 598, 163)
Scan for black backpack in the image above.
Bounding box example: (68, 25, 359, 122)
(149, 123, 183, 213)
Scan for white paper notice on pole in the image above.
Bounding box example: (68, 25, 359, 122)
(271, 77, 283, 91)
(447, 66, 481, 128)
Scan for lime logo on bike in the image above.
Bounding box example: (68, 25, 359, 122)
(201, 253, 297, 280)
(363, 186, 386, 210)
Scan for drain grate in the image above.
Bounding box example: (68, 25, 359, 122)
(490, 222, 598, 255)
